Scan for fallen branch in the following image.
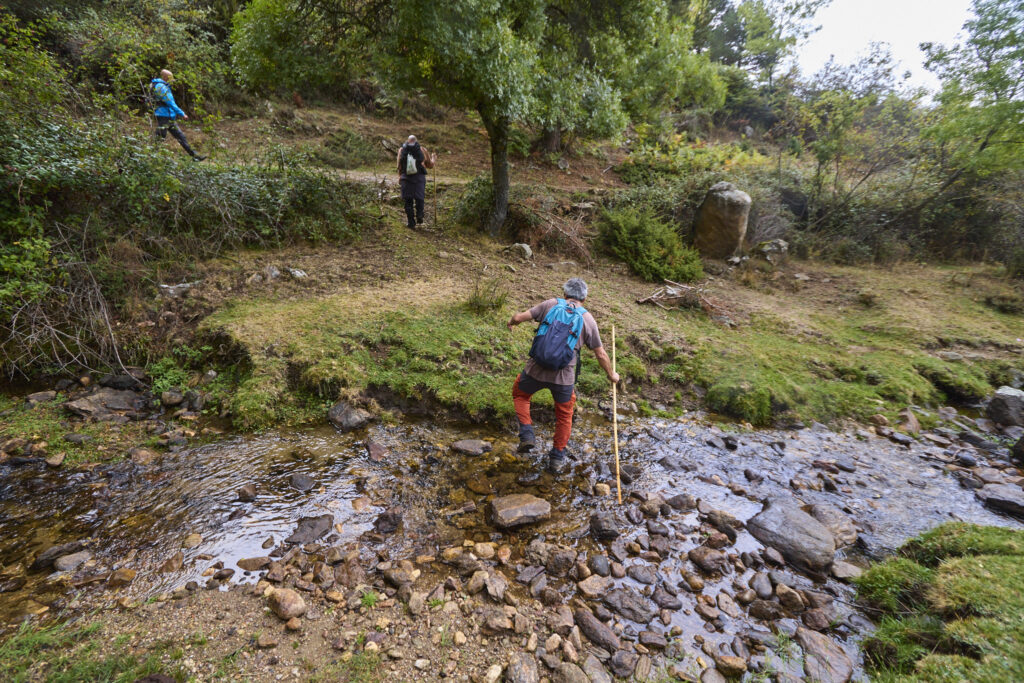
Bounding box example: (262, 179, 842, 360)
(637, 279, 727, 318)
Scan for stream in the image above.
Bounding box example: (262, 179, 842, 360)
(1, 406, 1021, 681)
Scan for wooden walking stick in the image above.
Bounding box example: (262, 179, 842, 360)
(612, 325, 622, 504)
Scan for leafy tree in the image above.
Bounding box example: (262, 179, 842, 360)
(739, 0, 829, 86)
(918, 0, 1024, 195)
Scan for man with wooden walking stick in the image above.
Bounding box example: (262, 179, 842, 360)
(507, 278, 619, 475)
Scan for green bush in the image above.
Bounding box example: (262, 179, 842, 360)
(1007, 247, 1024, 280)
(315, 127, 381, 169)
(452, 176, 495, 230)
(705, 380, 772, 425)
(597, 207, 704, 283)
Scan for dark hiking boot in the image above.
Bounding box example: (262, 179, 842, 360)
(546, 448, 568, 475)
(517, 425, 536, 453)
(191, 154, 207, 162)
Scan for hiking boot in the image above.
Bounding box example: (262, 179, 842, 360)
(546, 448, 568, 475)
(517, 425, 536, 453)
(191, 154, 207, 162)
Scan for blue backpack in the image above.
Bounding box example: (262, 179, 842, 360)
(529, 299, 587, 370)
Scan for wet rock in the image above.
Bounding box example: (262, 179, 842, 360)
(987, 386, 1024, 427)
(603, 587, 657, 623)
(54, 550, 91, 572)
(289, 473, 315, 492)
(365, 440, 388, 462)
(286, 514, 334, 544)
(99, 373, 143, 390)
(700, 667, 727, 683)
(547, 549, 575, 577)
(335, 559, 366, 588)
(491, 494, 551, 528)
(619, 463, 642, 484)
(747, 499, 835, 570)
(608, 650, 639, 678)
(776, 583, 804, 611)
(665, 493, 696, 511)
(749, 572, 773, 600)
(581, 654, 612, 683)
(695, 602, 720, 620)
(715, 655, 747, 678)
(327, 401, 373, 431)
(506, 652, 539, 683)
(160, 552, 184, 573)
(830, 560, 862, 582)
(639, 630, 667, 650)
(1011, 435, 1024, 466)
(717, 592, 740, 618)
(748, 600, 785, 621)
(689, 546, 730, 574)
(652, 585, 682, 610)
(975, 484, 1024, 518)
(795, 626, 853, 683)
(574, 608, 620, 652)
(237, 484, 257, 502)
(889, 432, 914, 446)
(451, 439, 492, 456)
(802, 608, 833, 631)
(808, 504, 857, 547)
(181, 533, 202, 549)
(268, 588, 306, 620)
(578, 574, 612, 599)
(373, 508, 403, 534)
(588, 554, 610, 577)
(549, 605, 575, 636)
(236, 557, 271, 573)
(33, 541, 88, 570)
(627, 564, 658, 585)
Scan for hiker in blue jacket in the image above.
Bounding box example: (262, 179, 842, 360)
(151, 70, 205, 161)
(507, 278, 619, 474)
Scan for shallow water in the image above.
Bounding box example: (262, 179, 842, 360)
(1, 409, 1020, 679)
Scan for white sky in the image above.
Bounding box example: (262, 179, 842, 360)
(796, 0, 974, 92)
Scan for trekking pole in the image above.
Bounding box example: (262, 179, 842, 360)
(612, 325, 622, 505)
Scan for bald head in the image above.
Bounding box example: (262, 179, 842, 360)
(407, 135, 417, 144)
(160, 69, 174, 82)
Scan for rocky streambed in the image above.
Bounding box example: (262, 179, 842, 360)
(2, 389, 1024, 682)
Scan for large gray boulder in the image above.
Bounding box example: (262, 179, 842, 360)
(987, 386, 1024, 427)
(694, 182, 752, 259)
(747, 499, 836, 570)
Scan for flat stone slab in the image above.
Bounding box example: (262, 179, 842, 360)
(491, 494, 551, 528)
(451, 439, 492, 456)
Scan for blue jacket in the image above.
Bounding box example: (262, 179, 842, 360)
(152, 78, 186, 119)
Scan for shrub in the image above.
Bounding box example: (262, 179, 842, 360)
(597, 207, 704, 283)
(316, 127, 381, 169)
(855, 557, 935, 613)
(1007, 247, 1024, 280)
(465, 278, 508, 314)
(452, 176, 494, 231)
(705, 380, 772, 425)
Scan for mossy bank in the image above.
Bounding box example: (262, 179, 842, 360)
(176, 223, 1023, 432)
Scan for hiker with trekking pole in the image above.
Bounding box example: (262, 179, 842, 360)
(397, 135, 436, 229)
(507, 278, 620, 475)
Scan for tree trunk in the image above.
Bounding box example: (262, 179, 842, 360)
(539, 126, 560, 154)
(479, 105, 510, 237)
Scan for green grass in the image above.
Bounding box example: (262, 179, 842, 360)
(0, 394, 151, 466)
(0, 620, 187, 682)
(359, 590, 379, 610)
(308, 652, 382, 683)
(857, 523, 1024, 682)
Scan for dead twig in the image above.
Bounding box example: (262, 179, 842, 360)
(637, 280, 727, 317)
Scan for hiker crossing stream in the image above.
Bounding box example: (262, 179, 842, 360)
(1, 410, 1021, 681)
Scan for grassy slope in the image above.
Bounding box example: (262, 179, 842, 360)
(194, 216, 1023, 430)
(857, 523, 1024, 682)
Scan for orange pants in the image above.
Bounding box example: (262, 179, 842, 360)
(512, 373, 576, 450)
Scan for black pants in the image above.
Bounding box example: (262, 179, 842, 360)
(155, 116, 196, 157)
(400, 174, 427, 227)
